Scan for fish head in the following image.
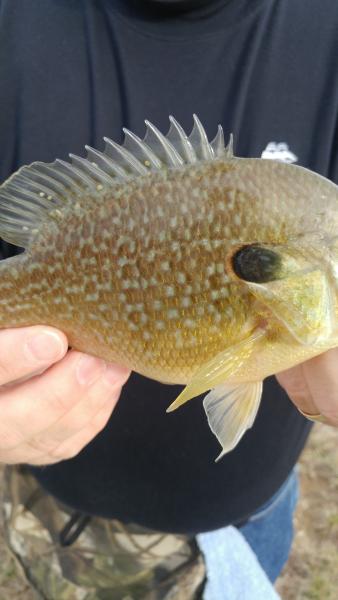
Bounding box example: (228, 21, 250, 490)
(214, 157, 338, 346)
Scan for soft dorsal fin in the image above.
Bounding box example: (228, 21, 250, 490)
(0, 115, 234, 248)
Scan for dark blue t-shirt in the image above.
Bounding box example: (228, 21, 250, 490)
(0, 0, 337, 533)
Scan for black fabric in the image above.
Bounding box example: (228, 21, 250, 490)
(0, 0, 337, 534)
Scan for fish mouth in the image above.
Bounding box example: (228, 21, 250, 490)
(231, 244, 282, 283)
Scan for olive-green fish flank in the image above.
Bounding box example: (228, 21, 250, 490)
(1, 115, 338, 458)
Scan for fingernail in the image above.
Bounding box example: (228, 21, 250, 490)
(103, 364, 130, 386)
(76, 355, 106, 386)
(25, 332, 66, 363)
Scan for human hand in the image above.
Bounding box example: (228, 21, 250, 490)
(0, 326, 130, 465)
(276, 348, 338, 427)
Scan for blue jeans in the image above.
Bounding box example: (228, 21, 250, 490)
(239, 468, 299, 582)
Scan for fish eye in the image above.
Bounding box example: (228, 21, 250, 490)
(231, 244, 282, 283)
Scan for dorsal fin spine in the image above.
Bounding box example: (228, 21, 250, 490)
(36, 163, 76, 192)
(104, 137, 149, 175)
(55, 159, 96, 189)
(225, 133, 234, 157)
(167, 116, 197, 164)
(122, 128, 162, 169)
(69, 154, 116, 186)
(85, 146, 127, 179)
(144, 120, 184, 167)
(0, 116, 232, 248)
(190, 114, 214, 160)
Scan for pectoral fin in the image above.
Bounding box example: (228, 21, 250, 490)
(167, 328, 265, 412)
(203, 381, 263, 460)
(247, 269, 332, 346)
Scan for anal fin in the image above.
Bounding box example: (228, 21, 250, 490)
(203, 381, 263, 460)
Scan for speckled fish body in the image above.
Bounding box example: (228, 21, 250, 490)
(1, 116, 338, 458)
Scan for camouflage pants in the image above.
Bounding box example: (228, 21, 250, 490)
(1, 466, 205, 600)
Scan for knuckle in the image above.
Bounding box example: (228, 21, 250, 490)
(63, 393, 110, 432)
(74, 386, 112, 424)
(49, 386, 79, 416)
(62, 408, 90, 432)
(80, 390, 109, 419)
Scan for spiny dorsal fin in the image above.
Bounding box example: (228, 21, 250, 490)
(103, 136, 150, 175)
(0, 115, 234, 248)
(122, 128, 163, 169)
(167, 116, 196, 163)
(189, 114, 214, 160)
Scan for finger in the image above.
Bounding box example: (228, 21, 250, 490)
(276, 363, 318, 415)
(0, 350, 130, 451)
(277, 349, 338, 426)
(301, 350, 338, 424)
(29, 398, 116, 465)
(0, 326, 67, 385)
(24, 361, 128, 452)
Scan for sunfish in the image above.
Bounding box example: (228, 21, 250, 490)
(0, 115, 337, 459)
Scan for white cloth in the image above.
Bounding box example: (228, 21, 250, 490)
(197, 525, 281, 600)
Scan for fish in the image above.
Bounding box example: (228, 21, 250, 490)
(1, 115, 338, 460)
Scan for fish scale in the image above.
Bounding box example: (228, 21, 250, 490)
(1, 115, 338, 459)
